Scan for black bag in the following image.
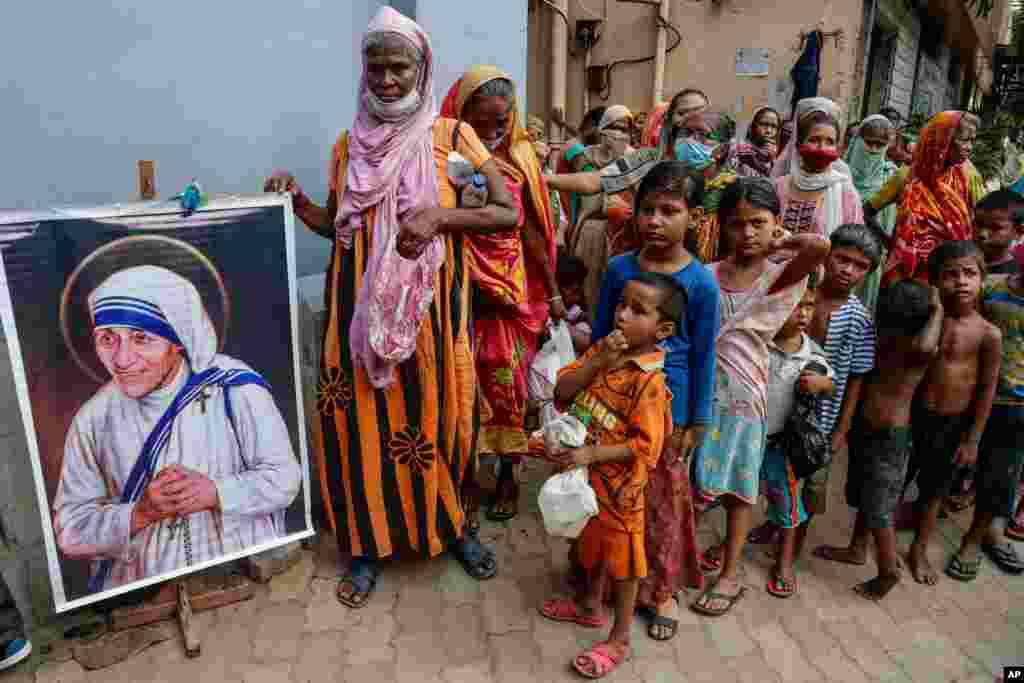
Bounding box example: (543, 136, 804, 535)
(779, 391, 832, 481)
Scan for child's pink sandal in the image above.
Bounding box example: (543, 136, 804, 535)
(572, 643, 628, 679)
(539, 598, 608, 628)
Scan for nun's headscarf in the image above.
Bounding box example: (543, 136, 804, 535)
(90, 265, 218, 373)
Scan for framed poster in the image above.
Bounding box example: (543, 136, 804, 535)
(0, 195, 313, 612)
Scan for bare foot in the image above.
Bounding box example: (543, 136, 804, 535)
(853, 573, 900, 601)
(812, 544, 867, 566)
(908, 542, 938, 586)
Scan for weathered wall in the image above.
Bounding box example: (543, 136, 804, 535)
(528, 0, 865, 132)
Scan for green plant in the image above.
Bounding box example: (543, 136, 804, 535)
(972, 111, 1024, 182)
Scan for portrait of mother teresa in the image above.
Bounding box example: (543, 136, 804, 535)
(52, 265, 302, 594)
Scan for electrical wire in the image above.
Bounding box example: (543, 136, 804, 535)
(540, 0, 584, 57)
(598, 2, 682, 100)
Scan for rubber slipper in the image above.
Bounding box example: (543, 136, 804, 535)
(766, 570, 797, 599)
(336, 558, 379, 608)
(572, 642, 628, 679)
(646, 614, 678, 641)
(699, 545, 724, 573)
(690, 580, 746, 617)
(454, 530, 498, 581)
(539, 598, 608, 628)
(945, 553, 981, 582)
(982, 541, 1024, 574)
(1006, 524, 1024, 542)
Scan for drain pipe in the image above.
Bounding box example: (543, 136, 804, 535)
(652, 0, 670, 107)
(550, 0, 569, 140)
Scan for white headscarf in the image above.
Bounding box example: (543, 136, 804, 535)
(89, 265, 218, 373)
(774, 97, 852, 238)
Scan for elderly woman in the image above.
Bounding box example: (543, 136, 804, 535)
(844, 114, 898, 310)
(264, 8, 518, 608)
(439, 65, 563, 522)
(773, 98, 864, 240)
(873, 111, 984, 284)
(568, 105, 636, 312)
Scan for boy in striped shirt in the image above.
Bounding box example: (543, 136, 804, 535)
(749, 225, 880, 565)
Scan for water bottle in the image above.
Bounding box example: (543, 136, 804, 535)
(460, 173, 488, 208)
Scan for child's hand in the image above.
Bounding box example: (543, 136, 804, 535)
(953, 440, 979, 468)
(596, 330, 628, 367)
(798, 372, 833, 396)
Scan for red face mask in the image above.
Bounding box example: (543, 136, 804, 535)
(798, 144, 840, 173)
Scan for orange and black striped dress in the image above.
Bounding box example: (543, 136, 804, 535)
(315, 119, 489, 560)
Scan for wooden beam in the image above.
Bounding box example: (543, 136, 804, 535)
(137, 160, 156, 200)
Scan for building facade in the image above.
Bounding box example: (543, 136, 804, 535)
(527, 0, 1010, 135)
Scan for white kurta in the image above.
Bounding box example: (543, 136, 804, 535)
(53, 355, 302, 592)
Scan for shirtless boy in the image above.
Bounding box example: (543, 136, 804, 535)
(907, 242, 1001, 585)
(835, 280, 943, 600)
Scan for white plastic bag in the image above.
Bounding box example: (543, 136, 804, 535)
(542, 413, 587, 455)
(538, 466, 598, 539)
(528, 321, 576, 426)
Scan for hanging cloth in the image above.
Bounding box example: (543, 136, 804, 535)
(790, 31, 822, 110)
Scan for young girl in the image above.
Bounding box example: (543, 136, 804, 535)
(591, 161, 720, 640)
(692, 177, 830, 616)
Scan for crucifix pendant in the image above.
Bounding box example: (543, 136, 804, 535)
(198, 388, 212, 413)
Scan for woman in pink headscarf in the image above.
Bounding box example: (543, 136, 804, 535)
(264, 7, 517, 609)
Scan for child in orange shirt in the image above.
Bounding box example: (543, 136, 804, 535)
(539, 272, 679, 679)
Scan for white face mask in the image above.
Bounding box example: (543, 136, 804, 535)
(601, 129, 630, 158)
(483, 133, 507, 152)
(364, 86, 421, 123)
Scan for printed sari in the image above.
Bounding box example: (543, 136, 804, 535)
(883, 111, 986, 285)
(441, 65, 556, 458)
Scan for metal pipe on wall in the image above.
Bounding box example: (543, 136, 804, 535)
(550, 0, 569, 140)
(652, 0, 670, 107)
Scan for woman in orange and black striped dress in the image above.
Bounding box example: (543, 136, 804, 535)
(264, 7, 517, 608)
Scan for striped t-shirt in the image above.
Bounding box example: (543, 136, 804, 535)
(816, 294, 876, 434)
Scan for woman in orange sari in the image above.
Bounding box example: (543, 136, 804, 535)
(880, 111, 984, 284)
(441, 66, 564, 522)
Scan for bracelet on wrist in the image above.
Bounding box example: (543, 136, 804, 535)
(548, 295, 563, 303)
(291, 187, 310, 211)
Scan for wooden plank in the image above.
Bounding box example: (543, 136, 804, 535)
(177, 583, 201, 658)
(138, 160, 156, 200)
(109, 574, 255, 631)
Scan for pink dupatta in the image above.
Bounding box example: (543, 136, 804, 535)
(334, 7, 442, 388)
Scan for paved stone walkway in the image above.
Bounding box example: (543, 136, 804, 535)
(9, 452, 1024, 682)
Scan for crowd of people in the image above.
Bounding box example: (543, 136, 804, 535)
(255, 7, 1024, 680)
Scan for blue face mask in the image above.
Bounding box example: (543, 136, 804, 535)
(675, 139, 714, 171)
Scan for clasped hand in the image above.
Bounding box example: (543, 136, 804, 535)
(132, 465, 220, 533)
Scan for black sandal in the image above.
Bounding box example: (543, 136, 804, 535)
(336, 557, 380, 608)
(945, 553, 981, 582)
(454, 528, 498, 580)
(486, 466, 520, 522)
(642, 595, 680, 641)
(982, 542, 1024, 575)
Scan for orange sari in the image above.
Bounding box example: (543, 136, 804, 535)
(441, 66, 556, 456)
(882, 111, 983, 285)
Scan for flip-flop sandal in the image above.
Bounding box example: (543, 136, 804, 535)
(690, 581, 747, 617)
(572, 642, 628, 679)
(336, 558, 379, 608)
(454, 530, 498, 581)
(747, 522, 781, 545)
(699, 545, 724, 573)
(945, 554, 981, 582)
(1006, 524, 1024, 542)
(982, 541, 1024, 575)
(539, 598, 609, 628)
(641, 595, 680, 641)
(766, 570, 797, 599)
(811, 545, 868, 566)
(486, 481, 520, 522)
